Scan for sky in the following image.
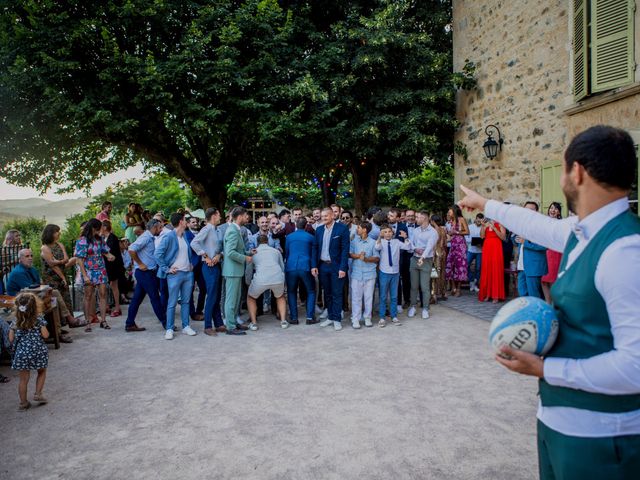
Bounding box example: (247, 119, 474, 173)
(0, 164, 145, 201)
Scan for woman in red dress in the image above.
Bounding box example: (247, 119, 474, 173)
(478, 218, 506, 303)
(541, 202, 563, 304)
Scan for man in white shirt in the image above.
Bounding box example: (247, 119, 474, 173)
(466, 213, 484, 291)
(407, 211, 438, 320)
(459, 125, 640, 479)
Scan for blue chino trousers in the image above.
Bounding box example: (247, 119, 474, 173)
(202, 264, 223, 329)
(125, 268, 166, 328)
(379, 271, 399, 319)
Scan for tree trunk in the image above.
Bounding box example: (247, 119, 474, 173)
(318, 169, 342, 206)
(186, 162, 236, 213)
(352, 160, 379, 217)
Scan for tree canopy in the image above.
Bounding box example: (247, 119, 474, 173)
(0, 1, 473, 214)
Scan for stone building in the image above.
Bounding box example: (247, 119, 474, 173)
(453, 0, 639, 214)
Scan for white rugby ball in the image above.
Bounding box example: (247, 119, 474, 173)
(489, 296, 559, 356)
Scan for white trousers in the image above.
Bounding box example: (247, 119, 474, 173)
(350, 277, 376, 322)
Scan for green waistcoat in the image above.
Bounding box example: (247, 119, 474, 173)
(539, 210, 640, 413)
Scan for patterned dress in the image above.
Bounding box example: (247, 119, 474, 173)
(74, 237, 110, 285)
(445, 222, 468, 282)
(10, 316, 49, 370)
(41, 242, 73, 312)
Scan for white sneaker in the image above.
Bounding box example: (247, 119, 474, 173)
(422, 309, 430, 319)
(182, 326, 197, 336)
(164, 329, 174, 340)
(249, 323, 259, 331)
(333, 321, 342, 331)
(352, 320, 361, 329)
(397, 305, 403, 314)
(408, 306, 416, 318)
(391, 317, 402, 326)
(281, 321, 289, 329)
(320, 319, 333, 328)
(319, 309, 329, 319)
(378, 318, 386, 328)
(364, 318, 373, 328)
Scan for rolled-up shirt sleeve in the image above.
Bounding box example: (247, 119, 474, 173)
(543, 235, 640, 395)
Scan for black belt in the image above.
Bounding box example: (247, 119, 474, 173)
(320, 260, 332, 264)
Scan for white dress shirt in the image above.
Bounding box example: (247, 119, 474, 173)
(375, 238, 412, 274)
(320, 223, 334, 261)
(409, 225, 439, 259)
(486, 197, 640, 437)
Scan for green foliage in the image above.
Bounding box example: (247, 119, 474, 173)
(91, 173, 199, 217)
(396, 164, 454, 215)
(59, 213, 85, 255)
(0, 217, 47, 270)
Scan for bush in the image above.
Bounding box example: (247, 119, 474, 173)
(0, 217, 47, 270)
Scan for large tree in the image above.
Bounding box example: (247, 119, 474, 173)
(258, 0, 474, 215)
(0, 0, 295, 210)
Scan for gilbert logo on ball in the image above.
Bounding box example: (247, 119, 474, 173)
(489, 297, 559, 357)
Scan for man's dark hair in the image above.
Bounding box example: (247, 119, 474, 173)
(296, 218, 308, 230)
(475, 213, 485, 220)
(230, 206, 247, 220)
(170, 212, 184, 227)
(366, 206, 382, 220)
(358, 221, 372, 234)
(565, 125, 636, 190)
(257, 234, 269, 245)
(341, 210, 353, 219)
(101, 201, 112, 210)
(205, 208, 219, 221)
(278, 209, 291, 219)
(524, 201, 539, 211)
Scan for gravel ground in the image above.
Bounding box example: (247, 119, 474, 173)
(1, 300, 539, 480)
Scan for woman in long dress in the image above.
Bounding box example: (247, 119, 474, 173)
(445, 205, 469, 296)
(478, 218, 506, 303)
(541, 202, 563, 304)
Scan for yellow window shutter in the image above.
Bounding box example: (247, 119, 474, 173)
(573, 0, 589, 100)
(591, 0, 635, 93)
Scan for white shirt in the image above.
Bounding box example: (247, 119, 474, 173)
(171, 235, 191, 272)
(409, 225, 439, 259)
(486, 197, 640, 437)
(375, 238, 412, 274)
(320, 223, 334, 261)
(466, 223, 482, 254)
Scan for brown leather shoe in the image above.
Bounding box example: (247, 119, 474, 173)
(125, 324, 147, 332)
(204, 328, 217, 336)
(236, 324, 249, 331)
(215, 326, 227, 333)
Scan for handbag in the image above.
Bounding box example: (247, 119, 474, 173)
(430, 266, 439, 279)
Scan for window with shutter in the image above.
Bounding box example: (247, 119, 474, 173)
(573, 0, 589, 100)
(591, 0, 635, 93)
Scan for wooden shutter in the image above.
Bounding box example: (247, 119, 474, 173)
(573, 0, 589, 100)
(591, 0, 635, 93)
(540, 163, 566, 217)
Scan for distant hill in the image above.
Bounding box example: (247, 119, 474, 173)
(0, 197, 91, 228)
(0, 210, 24, 230)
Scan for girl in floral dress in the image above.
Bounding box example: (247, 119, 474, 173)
(9, 292, 49, 411)
(75, 218, 115, 331)
(445, 206, 469, 296)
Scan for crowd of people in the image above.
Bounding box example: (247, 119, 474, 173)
(1, 197, 565, 387)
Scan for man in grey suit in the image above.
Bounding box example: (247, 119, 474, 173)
(246, 235, 288, 330)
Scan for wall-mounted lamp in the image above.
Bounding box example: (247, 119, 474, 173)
(482, 124, 504, 159)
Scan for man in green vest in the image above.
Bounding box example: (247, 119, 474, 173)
(459, 125, 640, 480)
(223, 206, 253, 336)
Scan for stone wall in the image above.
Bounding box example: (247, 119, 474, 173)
(453, 0, 640, 207)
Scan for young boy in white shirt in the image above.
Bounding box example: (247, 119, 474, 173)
(375, 225, 411, 327)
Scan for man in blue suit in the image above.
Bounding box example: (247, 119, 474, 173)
(514, 202, 547, 299)
(311, 207, 350, 331)
(155, 212, 197, 340)
(285, 217, 317, 325)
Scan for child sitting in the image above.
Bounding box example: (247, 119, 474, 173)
(9, 292, 49, 411)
